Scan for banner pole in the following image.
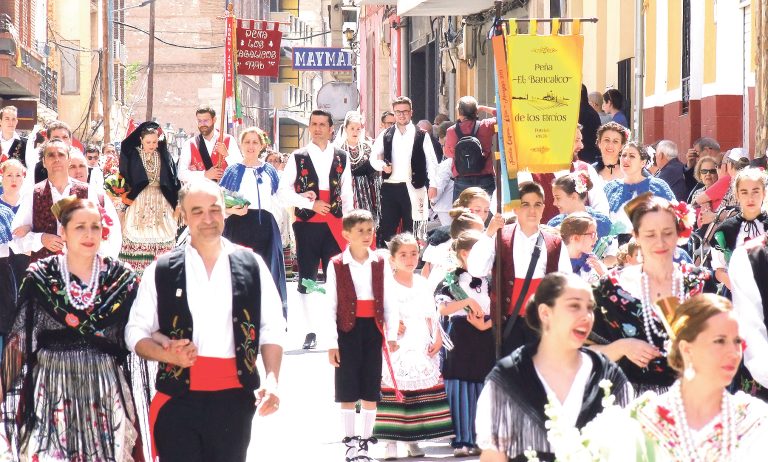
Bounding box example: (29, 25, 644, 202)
(218, 2, 234, 169)
(492, 0, 504, 359)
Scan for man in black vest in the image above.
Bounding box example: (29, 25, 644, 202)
(126, 178, 285, 462)
(277, 109, 354, 349)
(371, 96, 438, 248)
(0, 105, 28, 166)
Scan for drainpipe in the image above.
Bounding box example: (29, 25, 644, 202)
(633, 0, 644, 142)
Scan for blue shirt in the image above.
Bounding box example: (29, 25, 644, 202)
(547, 207, 612, 238)
(611, 111, 629, 129)
(604, 177, 676, 214)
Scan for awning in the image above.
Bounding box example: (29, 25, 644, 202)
(274, 110, 308, 127)
(397, 0, 497, 16)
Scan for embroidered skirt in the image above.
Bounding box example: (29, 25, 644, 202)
(373, 385, 454, 442)
(120, 184, 176, 274)
(15, 349, 139, 461)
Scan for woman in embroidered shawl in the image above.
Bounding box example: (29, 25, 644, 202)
(592, 122, 628, 183)
(1, 197, 143, 461)
(589, 193, 710, 394)
(475, 273, 630, 462)
(118, 121, 180, 275)
(581, 294, 768, 461)
(219, 126, 287, 318)
(336, 111, 381, 226)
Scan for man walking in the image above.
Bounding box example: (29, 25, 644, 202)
(178, 106, 242, 183)
(371, 97, 437, 247)
(126, 178, 285, 462)
(278, 109, 353, 349)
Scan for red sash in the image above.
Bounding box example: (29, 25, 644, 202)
(190, 136, 231, 171)
(356, 299, 375, 318)
(508, 277, 543, 316)
(149, 357, 241, 460)
(306, 190, 345, 251)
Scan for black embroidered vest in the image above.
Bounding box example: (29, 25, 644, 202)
(381, 125, 428, 189)
(154, 247, 262, 396)
(6, 137, 27, 166)
(292, 148, 346, 221)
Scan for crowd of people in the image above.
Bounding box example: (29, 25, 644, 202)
(0, 80, 766, 462)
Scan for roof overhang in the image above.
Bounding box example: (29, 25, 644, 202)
(397, 0, 496, 16)
(274, 110, 308, 127)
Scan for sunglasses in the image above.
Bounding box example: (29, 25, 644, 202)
(700, 168, 718, 175)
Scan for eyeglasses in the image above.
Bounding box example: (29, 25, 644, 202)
(86, 156, 99, 161)
(393, 110, 411, 116)
(700, 168, 718, 175)
(581, 231, 597, 238)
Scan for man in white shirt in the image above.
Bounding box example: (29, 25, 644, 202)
(83, 144, 105, 190)
(468, 181, 572, 355)
(371, 96, 438, 247)
(126, 178, 285, 462)
(0, 106, 26, 166)
(277, 110, 354, 349)
(11, 139, 95, 262)
(178, 106, 242, 183)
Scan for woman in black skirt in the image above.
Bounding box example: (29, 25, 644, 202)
(220, 126, 287, 317)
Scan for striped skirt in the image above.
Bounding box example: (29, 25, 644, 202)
(373, 385, 454, 442)
(444, 379, 484, 448)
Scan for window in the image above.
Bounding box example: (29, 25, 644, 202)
(617, 58, 632, 127)
(59, 44, 80, 94)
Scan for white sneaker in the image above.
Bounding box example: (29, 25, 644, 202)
(383, 441, 398, 460)
(406, 442, 425, 457)
(453, 446, 470, 457)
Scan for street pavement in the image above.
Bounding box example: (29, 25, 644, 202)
(246, 282, 480, 461)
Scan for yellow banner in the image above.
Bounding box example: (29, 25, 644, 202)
(505, 26, 583, 173)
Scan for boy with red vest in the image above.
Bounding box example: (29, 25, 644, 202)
(467, 181, 572, 356)
(178, 106, 242, 183)
(325, 209, 399, 462)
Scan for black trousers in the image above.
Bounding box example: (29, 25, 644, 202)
(292, 221, 341, 293)
(378, 182, 412, 247)
(335, 318, 383, 403)
(155, 388, 256, 462)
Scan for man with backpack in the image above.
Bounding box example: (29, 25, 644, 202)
(443, 96, 497, 201)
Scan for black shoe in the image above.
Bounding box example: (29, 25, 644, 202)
(302, 332, 317, 349)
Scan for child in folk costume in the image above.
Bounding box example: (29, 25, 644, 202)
(422, 208, 485, 292)
(434, 230, 495, 457)
(374, 233, 454, 460)
(325, 210, 400, 462)
(558, 212, 607, 284)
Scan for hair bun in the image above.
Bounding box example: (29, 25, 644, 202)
(51, 195, 79, 221)
(622, 191, 654, 221)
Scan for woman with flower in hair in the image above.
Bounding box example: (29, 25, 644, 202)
(119, 121, 180, 274)
(475, 272, 631, 462)
(1, 197, 143, 461)
(573, 294, 768, 461)
(589, 193, 709, 393)
(219, 126, 288, 318)
(548, 171, 612, 239)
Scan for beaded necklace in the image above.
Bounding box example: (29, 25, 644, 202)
(59, 254, 100, 311)
(640, 265, 685, 354)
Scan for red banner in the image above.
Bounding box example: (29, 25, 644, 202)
(236, 20, 282, 77)
(225, 15, 235, 98)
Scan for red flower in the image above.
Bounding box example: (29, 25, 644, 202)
(51, 284, 59, 294)
(165, 363, 174, 372)
(336, 165, 343, 174)
(65, 313, 79, 327)
(657, 405, 675, 425)
(249, 327, 256, 341)
(301, 169, 309, 176)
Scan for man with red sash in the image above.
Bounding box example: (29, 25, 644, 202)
(178, 106, 242, 183)
(11, 139, 101, 263)
(126, 178, 285, 462)
(467, 181, 572, 356)
(278, 109, 353, 350)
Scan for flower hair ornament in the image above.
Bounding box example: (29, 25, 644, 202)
(50, 195, 79, 222)
(573, 171, 589, 195)
(671, 200, 695, 245)
(98, 205, 113, 240)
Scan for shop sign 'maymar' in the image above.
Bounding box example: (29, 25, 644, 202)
(292, 47, 353, 70)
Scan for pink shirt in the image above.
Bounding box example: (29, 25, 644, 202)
(704, 174, 730, 211)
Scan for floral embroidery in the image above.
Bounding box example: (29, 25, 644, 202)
(158, 315, 187, 381)
(239, 309, 258, 373)
(294, 157, 316, 193)
(657, 405, 675, 426)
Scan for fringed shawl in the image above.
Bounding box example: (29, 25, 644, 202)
(486, 344, 631, 461)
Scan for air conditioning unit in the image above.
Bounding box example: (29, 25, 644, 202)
(112, 39, 126, 64)
(459, 25, 475, 61)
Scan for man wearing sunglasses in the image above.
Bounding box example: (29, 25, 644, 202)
(83, 144, 104, 190)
